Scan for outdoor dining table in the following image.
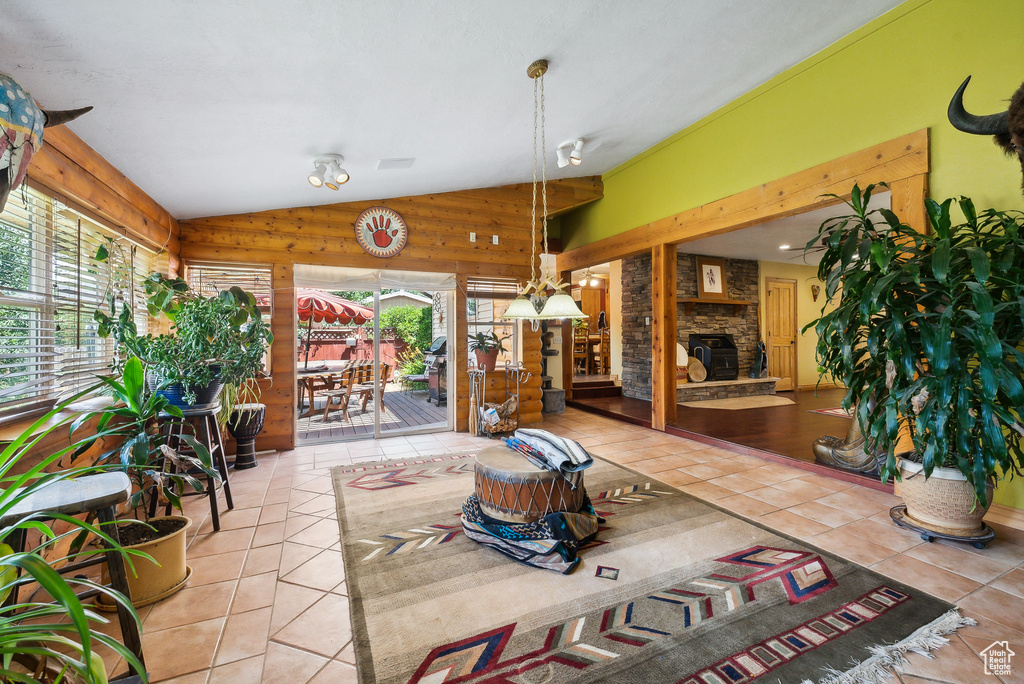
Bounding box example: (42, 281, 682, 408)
(297, 361, 355, 418)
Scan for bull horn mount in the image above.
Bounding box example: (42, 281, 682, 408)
(42, 106, 93, 128)
(947, 75, 1009, 136)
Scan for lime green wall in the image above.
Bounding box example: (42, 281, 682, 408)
(563, 0, 1024, 250)
(562, 0, 1024, 509)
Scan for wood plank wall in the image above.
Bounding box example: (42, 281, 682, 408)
(179, 178, 602, 450)
(27, 126, 181, 275)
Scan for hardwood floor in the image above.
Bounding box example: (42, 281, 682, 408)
(297, 385, 447, 444)
(567, 387, 884, 487)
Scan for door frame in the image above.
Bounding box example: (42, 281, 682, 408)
(764, 276, 798, 392)
(556, 130, 930, 430)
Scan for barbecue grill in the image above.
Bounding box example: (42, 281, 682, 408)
(425, 337, 447, 405)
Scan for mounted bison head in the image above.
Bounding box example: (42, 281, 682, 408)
(1, 72, 92, 213)
(948, 75, 1024, 196)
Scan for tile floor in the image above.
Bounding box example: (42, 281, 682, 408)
(120, 408, 1022, 683)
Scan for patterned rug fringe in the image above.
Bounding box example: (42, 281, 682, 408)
(800, 608, 976, 684)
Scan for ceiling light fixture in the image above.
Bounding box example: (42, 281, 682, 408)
(578, 268, 600, 287)
(779, 244, 790, 250)
(556, 139, 585, 168)
(502, 60, 587, 328)
(569, 138, 584, 166)
(308, 154, 349, 189)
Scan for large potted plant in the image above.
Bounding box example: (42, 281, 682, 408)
(468, 331, 509, 371)
(73, 357, 220, 608)
(0, 389, 147, 682)
(94, 259, 273, 417)
(807, 183, 1024, 539)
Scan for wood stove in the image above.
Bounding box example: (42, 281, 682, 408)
(689, 334, 739, 381)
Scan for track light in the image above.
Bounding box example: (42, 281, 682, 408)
(557, 139, 585, 168)
(308, 163, 327, 187)
(557, 146, 570, 169)
(569, 139, 584, 166)
(309, 154, 349, 189)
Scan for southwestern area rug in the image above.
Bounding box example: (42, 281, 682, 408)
(332, 453, 970, 684)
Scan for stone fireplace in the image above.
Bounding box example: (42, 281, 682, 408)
(620, 252, 760, 400)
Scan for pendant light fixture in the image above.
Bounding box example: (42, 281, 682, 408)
(502, 59, 587, 328)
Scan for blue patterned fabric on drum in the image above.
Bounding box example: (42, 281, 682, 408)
(460, 492, 602, 574)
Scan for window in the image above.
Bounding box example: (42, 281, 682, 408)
(0, 185, 156, 418)
(467, 300, 518, 369)
(185, 262, 273, 373)
(465, 276, 521, 369)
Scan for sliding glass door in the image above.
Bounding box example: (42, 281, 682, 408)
(294, 265, 454, 444)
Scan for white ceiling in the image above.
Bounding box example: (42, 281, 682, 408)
(677, 191, 891, 266)
(0, 0, 902, 220)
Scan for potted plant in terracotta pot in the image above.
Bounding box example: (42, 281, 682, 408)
(468, 331, 509, 371)
(807, 183, 1024, 543)
(72, 356, 221, 607)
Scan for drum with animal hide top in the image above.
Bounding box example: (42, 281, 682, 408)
(474, 446, 584, 523)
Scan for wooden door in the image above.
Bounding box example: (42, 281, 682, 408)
(765, 278, 797, 392)
(580, 288, 604, 333)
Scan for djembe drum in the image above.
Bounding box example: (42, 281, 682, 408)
(474, 446, 584, 523)
(226, 403, 266, 470)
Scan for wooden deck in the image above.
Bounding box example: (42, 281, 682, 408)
(297, 382, 447, 443)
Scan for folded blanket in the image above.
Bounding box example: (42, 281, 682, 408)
(513, 428, 593, 478)
(461, 493, 602, 574)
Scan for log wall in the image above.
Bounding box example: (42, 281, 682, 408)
(179, 178, 602, 449)
(27, 126, 181, 275)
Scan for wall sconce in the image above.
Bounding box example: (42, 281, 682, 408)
(557, 139, 584, 168)
(811, 284, 820, 302)
(308, 154, 350, 189)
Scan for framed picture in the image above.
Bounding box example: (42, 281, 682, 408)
(696, 257, 727, 299)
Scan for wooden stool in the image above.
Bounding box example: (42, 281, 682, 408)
(0, 472, 145, 679)
(158, 406, 234, 531)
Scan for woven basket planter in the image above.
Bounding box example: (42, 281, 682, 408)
(896, 459, 993, 535)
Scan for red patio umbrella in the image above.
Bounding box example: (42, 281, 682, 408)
(296, 288, 374, 369)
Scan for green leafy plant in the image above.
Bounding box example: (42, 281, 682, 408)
(0, 388, 148, 683)
(806, 183, 1024, 505)
(72, 357, 218, 525)
(468, 331, 509, 354)
(93, 260, 274, 417)
(396, 345, 426, 377)
(372, 305, 425, 346)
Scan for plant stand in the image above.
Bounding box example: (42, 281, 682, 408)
(0, 472, 146, 679)
(889, 505, 995, 549)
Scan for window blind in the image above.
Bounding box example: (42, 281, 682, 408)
(0, 185, 155, 417)
(185, 262, 274, 372)
(466, 276, 521, 300)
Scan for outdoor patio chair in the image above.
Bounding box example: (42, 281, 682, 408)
(355, 363, 390, 414)
(322, 364, 375, 422)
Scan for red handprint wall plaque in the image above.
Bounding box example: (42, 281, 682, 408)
(354, 207, 408, 258)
